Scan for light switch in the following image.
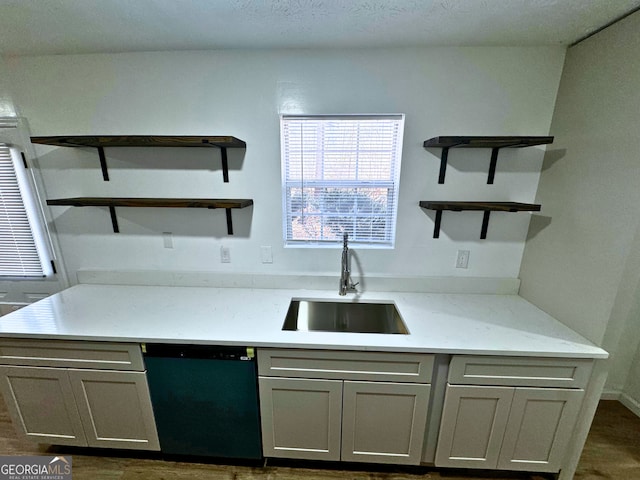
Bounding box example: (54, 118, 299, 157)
(163, 232, 173, 249)
(261, 246, 273, 264)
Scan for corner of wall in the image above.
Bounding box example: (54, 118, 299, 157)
(519, 9, 640, 400)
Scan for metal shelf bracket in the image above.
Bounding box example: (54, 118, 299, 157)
(95, 143, 233, 183)
(107, 206, 236, 235)
(208, 206, 234, 235)
(97, 147, 109, 181)
(438, 147, 449, 184)
(108, 206, 119, 232)
(431, 209, 492, 239)
(437, 146, 503, 185)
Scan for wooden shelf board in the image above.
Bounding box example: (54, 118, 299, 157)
(423, 136, 553, 149)
(47, 197, 253, 209)
(420, 201, 541, 239)
(424, 136, 553, 184)
(31, 135, 246, 148)
(419, 201, 541, 212)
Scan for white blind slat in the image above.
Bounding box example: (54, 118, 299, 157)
(0, 144, 45, 277)
(281, 115, 404, 247)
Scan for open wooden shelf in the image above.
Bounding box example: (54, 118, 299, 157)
(423, 136, 553, 149)
(419, 201, 541, 239)
(423, 136, 553, 184)
(47, 197, 253, 235)
(46, 197, 253, 208)
(31, 135, 246, 182)
(419, 201, 541, 212)
(30, 136, 246, 148)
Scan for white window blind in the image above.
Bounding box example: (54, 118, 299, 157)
(281, 115, 404, 247)
(0, 144, 46, 277)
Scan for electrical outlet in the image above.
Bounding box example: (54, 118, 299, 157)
(220, 246, 231, 263)
(456, 250, 470, 269)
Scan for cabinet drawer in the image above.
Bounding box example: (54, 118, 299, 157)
(448, 356, 593, 388)
(0, 339, 144, 371)
(257, 348, 433, 383)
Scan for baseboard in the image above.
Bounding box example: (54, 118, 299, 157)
(619, 392, 640, 418)
(599, 390, 640, 418)
(600, 390, 621, 400)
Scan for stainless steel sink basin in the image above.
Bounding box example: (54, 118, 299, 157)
(282, 300, 409, 334)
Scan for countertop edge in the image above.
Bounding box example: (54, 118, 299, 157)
(0, 333, 609, 359)
(0, 284, 609, 360)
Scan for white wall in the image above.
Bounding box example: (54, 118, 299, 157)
(4, 47, 565, 284)
(0, 56, 17, 117)
(519, 11, 640, 403)
(1, 63, 71, 304)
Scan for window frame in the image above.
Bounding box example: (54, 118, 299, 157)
(280, 114, 405, 249)
(0, 122, 55, 279)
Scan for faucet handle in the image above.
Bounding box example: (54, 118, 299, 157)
(343, 232, 349, 247)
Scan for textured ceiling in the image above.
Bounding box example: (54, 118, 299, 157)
(0, 0, 639, 55)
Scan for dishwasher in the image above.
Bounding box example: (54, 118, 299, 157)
(143, 344, 262, 459)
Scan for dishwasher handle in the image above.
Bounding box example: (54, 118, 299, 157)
(142, 343, 254, 360)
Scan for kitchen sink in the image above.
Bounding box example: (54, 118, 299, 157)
(282, 300, 409, 334)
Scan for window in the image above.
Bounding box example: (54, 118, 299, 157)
(0, 143, 52, 277)
(281, 115, 404, 248)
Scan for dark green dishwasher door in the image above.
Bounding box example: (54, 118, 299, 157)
(145, 355, 262, 459)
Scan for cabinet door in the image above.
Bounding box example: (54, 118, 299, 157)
(435, 385, 513, 469)
(497, 388, 584, 472)
(341, 381, 430, 465)
(68, 369, 160, 450)
(0, 365, 87, 446)
(259, 377, 342, 461)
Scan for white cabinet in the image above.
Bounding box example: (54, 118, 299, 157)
(0, 365, 87, 446)
(68, 369, 159, 449)
(258, 349, 434, 465)
(341, 380, 431, 464)
(259, 377, 343, 461)
(0, 339, 159, 451)
(435, 356, 591, 473)
(498, 387, 584, 471)
(435, 385, 513, 469)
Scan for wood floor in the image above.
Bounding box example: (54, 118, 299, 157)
(1, 399, 638, 480)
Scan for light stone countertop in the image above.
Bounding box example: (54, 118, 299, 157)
(0, 284, 607, 359)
